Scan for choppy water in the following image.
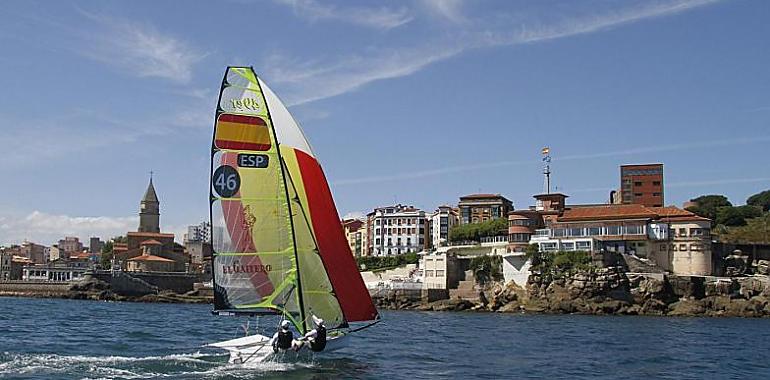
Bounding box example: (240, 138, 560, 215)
(1, 297, 769, 379)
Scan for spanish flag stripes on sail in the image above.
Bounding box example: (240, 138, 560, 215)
(215, 113, 271, 151)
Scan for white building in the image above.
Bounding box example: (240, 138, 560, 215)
(367, 204, 428, 256)
(186, 221, 212, 243)
(430, 205, 459, 250)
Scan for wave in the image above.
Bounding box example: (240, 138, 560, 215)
(0, 351, 315, 379)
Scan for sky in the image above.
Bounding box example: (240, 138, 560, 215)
(0, 0, 768, 246)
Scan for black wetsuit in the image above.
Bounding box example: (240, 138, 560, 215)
(274, 330, 293, 351)
(309, 325, 327, 352)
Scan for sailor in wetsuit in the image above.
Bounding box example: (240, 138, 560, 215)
(270, 320, 295, 352)
(294, 315, 327, 352)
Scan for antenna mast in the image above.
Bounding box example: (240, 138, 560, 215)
(541, 147, 551, 194)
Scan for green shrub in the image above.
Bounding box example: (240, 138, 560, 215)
(356, 252, 420, 272)
(448, 218, 508, 242)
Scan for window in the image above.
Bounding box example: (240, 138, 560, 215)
(436, 258, 444, 263)
(375, 238, 381, 245)
(436, 270, 445, 277)
(653, 181, 661, 186)
(691, 244, 702, 251)
(653, 192, 661, 197)
(634, 181, 643, 186)
(678, 228, 687, 237)
(375, 220, 380, 226)
(569, 228, 584, 237)
(587, 227, 602, 236)
(691, 228, 704, 236)
(626, 225, 644, 235)
(540, 242, 558, 251)
(425, 270, 434, 277)
(576, 241, 591, 250)
(679, 244, 688, 251)
(553, 228, 567, 237)
(659, 244, 666, 251)
(606, 226, 622, 235)
(561, 242, 575, 251)
(634, 193, 643, 197)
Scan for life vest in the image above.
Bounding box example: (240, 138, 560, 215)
(309, 325, 327, 352)
(275, 329, 293, 350)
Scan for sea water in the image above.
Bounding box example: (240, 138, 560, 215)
(1, 297, 769, 379)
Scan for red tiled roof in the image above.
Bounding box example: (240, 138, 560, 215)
(128, 254, 174, 262)
(559, 204, 657, 221)
(651, 207, 710, 222)
(140, 239, 163, 246)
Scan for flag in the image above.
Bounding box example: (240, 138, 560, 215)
(215, 114, 271, 151)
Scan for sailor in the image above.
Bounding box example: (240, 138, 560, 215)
(270, 320, 295, 352)
(295, 315, 327, 352)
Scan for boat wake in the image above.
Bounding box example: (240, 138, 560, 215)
(0, 350, 315, 379)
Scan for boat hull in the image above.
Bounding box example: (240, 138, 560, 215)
(208, 332, 348, 364)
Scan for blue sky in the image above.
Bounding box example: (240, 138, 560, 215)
(1, 0, 768, 245)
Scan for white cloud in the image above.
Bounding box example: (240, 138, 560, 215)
(0, 211, 197, 246)
(342, 211, 366, 221)
(76, 12, 205, 83)
(266, 0, 720, 105)
(0, 211, 138, 246)
(273, 0, 413, 29)
(421, 0, 467, 23)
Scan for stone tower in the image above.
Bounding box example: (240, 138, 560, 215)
(138, 176, 160, 233)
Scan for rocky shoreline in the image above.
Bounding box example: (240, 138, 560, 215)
(375, 268, 770, 318)
(6, 270, 770, 318)
(0, 278, 211, 304)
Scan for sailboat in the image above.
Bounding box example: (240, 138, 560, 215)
(206, 67, 379, 363)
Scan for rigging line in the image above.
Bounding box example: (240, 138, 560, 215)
(253, 67, 308, 335)
(209, 67, 229, 312)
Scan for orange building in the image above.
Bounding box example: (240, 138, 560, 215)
(620, 164, 664, 207)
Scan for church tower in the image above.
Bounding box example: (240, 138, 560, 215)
(138, 175, 160, 233)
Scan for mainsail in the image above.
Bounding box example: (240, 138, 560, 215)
(210, 67, 378, 334)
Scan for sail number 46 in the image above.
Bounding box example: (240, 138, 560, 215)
(213, 166, 240, 198)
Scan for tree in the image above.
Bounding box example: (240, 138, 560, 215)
(716, 205, 763, 227)
(747, 190, 770, 212)
(448, 218, 508, 243)
(719, 213, 770, 243)
(100, 241, 114, 269)
(686, 195, 732, 221)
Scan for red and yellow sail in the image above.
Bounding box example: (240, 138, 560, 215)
(210, 67, 378, 333)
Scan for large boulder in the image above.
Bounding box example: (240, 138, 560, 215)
(668, 300, 706, 316)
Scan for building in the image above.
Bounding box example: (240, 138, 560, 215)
(186, 221, 212, 243)
(620, 164, 664, 207)
(89, 237, 105, 254)
(342, 219, 368, 257)
(58, 237, 83, 255)
(0, 251, 14, 281)
(420, 252, 460, 289)
(528, 201, 713, 276)
(430, 206, 459, 249)
(48, 245, 65, 262)
(22, 262, 87, 282)
(507, 210, 545, 253)
(367, 204, 428, 256)
(139, 176, 161, 233)
(112, 177, 188, 271)
(458, 194, 513, 225)
(4, 242, 48, 264)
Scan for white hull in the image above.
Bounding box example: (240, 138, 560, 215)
(208, 332, 348, 364)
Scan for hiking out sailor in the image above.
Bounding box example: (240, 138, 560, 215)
(295, 315, 327, 352)
(270, 320, 295, 352)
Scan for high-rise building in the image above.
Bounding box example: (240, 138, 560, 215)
(186, 222, 212, 243)
(89, 237, 105, 254)
(620, 164, 664, 207)
(430, 206, 459, 249)
(367, 204, 428, 256)
(58, 237, 83, 254)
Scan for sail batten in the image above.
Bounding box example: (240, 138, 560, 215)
(211, 66, 378, 332)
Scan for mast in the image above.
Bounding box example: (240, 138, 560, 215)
(252, 68, 308, 334)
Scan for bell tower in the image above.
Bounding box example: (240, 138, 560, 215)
(138, 173, 160, 233)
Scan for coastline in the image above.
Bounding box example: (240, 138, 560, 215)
(5, 269, 770, 318)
